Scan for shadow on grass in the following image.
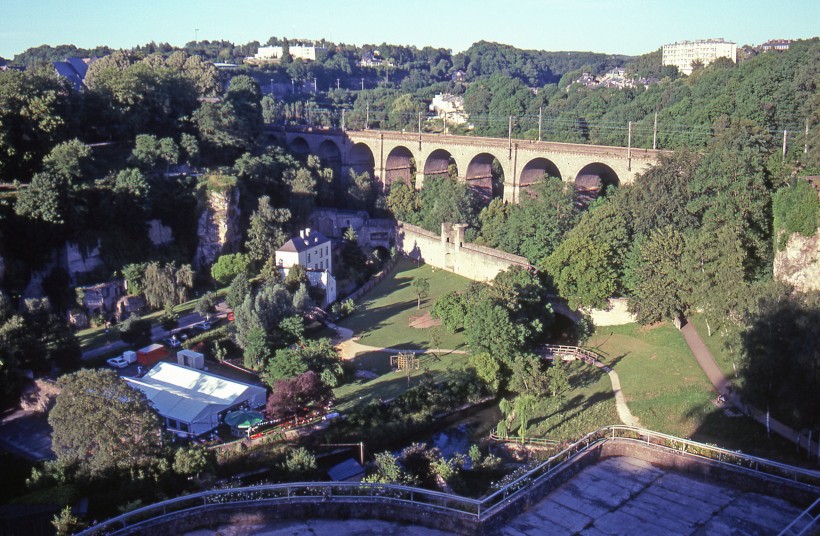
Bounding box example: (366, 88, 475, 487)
(534, 390, 615, 436)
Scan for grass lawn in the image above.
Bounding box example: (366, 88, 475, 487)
(333, 350, 471, 411)
(687, 314, 742, 380)
(336, 258, 471, 351)
(587, 322, 717, 438)
(584, 322, 805, 463)
(524, 360, 619, 441)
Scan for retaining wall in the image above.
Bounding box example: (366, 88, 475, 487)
(396, 221, 530, 282)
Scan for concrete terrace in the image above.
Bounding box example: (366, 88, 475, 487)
(502, 457, 802, 536)
(180, 457, 804, 535)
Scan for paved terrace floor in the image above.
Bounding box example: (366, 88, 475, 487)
(184, 457, 803, 536)
(501, 457, 802, 536)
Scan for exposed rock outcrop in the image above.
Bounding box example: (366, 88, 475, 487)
(147, 219, 174, 246)
(774, 230, 820, 293)
(193, 186, 241, 270)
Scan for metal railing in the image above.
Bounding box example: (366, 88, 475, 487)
(778, 496, 820, 536)
(539, 344, 604, 366)
(78, 425, 820, 535)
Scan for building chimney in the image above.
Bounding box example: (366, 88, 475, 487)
(300, 230, 305, 239)
(305, 227, 311, 237)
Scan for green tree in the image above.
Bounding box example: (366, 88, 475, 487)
(412, 277, 430, 309)
(52, 506, 84, 536)
(245, 196, 291, 264)
(173, 445, 214, 479)
(464, 300, 525, 363)
(49, 369, 164, 477)
(363, 451, 417, 485)
(195, 291, 218, 319)
(542, 199, 631, 309)
(282, 447, 318, 480)
(226, 272, 251, 310)
(623, 150, 700, 238)
(772, 178, 819, 249)
(687, 120, 772, 277)
(0, 67, 69, 182)
(211, 253, 251, 286)
(683, 226, 751, 336)
(431, 290, 467, 333)
(386, 180, 421, 223)
(626, 226, 689, 325)
(15, 139, 95, 225)
(509, 354, 551, 396)
(346, 169, 375, 211)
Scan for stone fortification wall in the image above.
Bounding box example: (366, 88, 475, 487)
(585, 298, 637, 326)
(396, 222, 530, 282)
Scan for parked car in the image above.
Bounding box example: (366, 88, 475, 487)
(106, 351, 137, 369)
(176, 328, 194, 341)
(106, 356, 130, 368)
(162, 336, 182, 349)
(192, 320, 212, 332)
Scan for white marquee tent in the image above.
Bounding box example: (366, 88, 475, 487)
(125, 362, 267, 437)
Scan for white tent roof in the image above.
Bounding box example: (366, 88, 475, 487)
(125, 362, 267, 430)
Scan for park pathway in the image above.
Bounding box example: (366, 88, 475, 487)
(680, 318, 815, 456)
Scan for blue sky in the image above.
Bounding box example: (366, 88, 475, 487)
(2, 0, 818, 59)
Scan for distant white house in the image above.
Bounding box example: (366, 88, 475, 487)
(124, 362, 267, 438)
(429, 93, 467, 125)
(276, 228, 337, 305)
(253, 45, 326, 62)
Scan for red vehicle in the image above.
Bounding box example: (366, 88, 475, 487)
(137, 343, 169, 366)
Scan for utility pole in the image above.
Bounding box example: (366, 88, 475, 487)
(653, 112, 658, 150)
(336, 78, 340, 90)
(627, 121, 632, 171)
(806, 119, 810, 154)
(538, 107, 542, 142)
(361, 78, 364, 91)
(314, 78, 317, 93)
(783, 129, 788, 160)
(418, 112, 423, 150)
(508, 116, 513, 149)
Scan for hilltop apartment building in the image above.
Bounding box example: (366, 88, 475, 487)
(662, 38, 737, 75)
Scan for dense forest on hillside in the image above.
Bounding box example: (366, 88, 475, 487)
(0, 35, 818, 444)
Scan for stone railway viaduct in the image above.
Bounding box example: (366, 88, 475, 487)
(268, 127, 662, 204)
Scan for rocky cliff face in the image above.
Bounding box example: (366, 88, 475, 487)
(193, 186, 241, 270)
(774, 230, 820, 293)
(147, 219, 174, 246)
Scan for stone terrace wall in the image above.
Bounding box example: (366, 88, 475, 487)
(396, 221, 530, 282)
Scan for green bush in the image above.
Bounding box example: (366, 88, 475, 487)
(773, 179, 819, 249)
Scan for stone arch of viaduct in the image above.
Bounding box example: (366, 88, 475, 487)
(269, 128, 660, 204)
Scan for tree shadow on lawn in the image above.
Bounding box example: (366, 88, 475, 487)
(336, 348, 462, 409)
(335, 370, 438, 409)
(361, 275, 413, 303)
(527, 390, 614, 436)
(339, 300, 417, 335)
